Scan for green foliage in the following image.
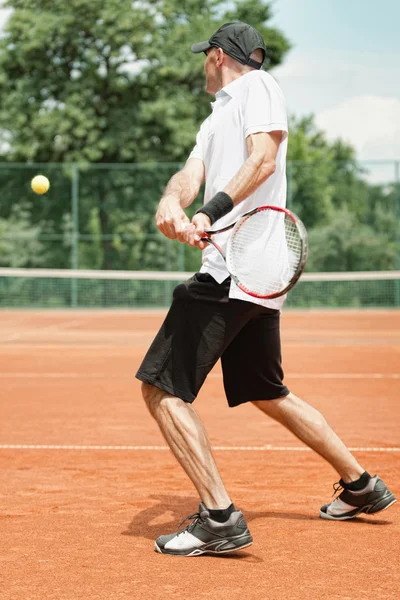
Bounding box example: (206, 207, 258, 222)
(0, 0, 153, 162)
(0, 0, 291, 270)
(287, 116, 336, 228)
(307, 209, 394, 272)
(0, 204, 46, 267)
(286, 117, 399, 272)
(0, 164, 76, 268)
(0, 0, 290, 164)
(0, 1, 397, 278)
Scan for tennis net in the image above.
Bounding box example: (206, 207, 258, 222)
(0, 268, 399, 309)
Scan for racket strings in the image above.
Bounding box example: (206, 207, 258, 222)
(227, 210, 304, 297)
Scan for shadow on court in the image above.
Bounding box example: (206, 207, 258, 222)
(122, 493, 321, 540)
(122, 493, 393, 546)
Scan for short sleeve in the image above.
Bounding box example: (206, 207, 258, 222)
(188, 116, 211, 162)
(242, 72, 288, 139)
(188, 130, 203, 161)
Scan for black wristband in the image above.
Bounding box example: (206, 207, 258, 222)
(195, 192, 234, 225)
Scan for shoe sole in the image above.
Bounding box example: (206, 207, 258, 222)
(154, 536, 253, 556)
(320, 495, 397, 521)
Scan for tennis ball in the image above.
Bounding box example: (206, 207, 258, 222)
(31, 175, 50, 195)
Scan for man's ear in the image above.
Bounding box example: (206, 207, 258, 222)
(216, 47, 224, 67)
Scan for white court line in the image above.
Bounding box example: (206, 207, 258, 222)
(210, 373, 400, 380)
(0, 330, 159, 340)
(0, 333, 22, 342)
(0, 319, 84, 343)
(1, 342, 399, 350)
(0, 444, 398, 452)
(0, 308, 399, 315)
(0, 345, 135, 351)
(0, 372, 124, 378)
(0, 372, 399, 379)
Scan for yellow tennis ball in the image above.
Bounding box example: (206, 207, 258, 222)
(31, 175, 50, 195)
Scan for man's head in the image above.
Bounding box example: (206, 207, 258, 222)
(192, 22, 266, 93)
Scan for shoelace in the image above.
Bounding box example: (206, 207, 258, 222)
(332, 481, 343, 498)
(176, 512, 205, 535)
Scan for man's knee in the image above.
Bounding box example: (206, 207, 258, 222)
(252, 393, 292, 414)
(141, 382, 166, 416)
(253, 393, 327, 428)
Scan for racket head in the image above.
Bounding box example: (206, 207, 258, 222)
(226, 206, 308, 299)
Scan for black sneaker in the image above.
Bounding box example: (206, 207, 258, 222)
(320, 475, 396, 520)
(155, 503, 253, 556)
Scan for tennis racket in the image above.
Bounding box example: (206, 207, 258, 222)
(201, 205, 308, 299)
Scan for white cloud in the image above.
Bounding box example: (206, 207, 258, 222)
(272, 50, 400, 118)
(315, 96, 400, 160)
(315, 96, 400, 183)
(271, 46, 400, 169)
(0, 7, 11, 29)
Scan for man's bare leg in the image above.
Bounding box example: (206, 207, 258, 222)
(142, 382, 231, 509)
(252, 393, 364, 482)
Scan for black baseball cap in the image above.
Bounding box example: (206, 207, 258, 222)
(191, 22, 266, 70)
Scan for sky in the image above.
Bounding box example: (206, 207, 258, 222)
(0, 1, 399, 164)
(269, 0, 400, 163)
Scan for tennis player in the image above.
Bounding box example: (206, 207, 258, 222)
(136, 22, 396, 556)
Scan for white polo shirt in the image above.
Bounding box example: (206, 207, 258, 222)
(189, 70, 288, 310)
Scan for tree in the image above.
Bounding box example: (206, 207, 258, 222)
(287, 116, 338, 228)
(286, 117, 399, 272)
(0, 0, 290, 163)
(0, 205, 46, 267)
(0, 0, 291, 270)
(306, 209, 394, 272)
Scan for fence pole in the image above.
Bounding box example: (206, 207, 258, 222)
(395, 161, 400, 306)
(178, 240, 185, 272)
(71, 165, 79, 307)
(286, 162, 293, 209)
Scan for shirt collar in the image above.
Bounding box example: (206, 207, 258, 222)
(211, 72, 253, 109)
(211, 79, 241, 110)
(215, 90, 229, 100)
(219, 73, 249, 98)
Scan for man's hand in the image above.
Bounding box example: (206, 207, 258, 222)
(155, 158, 205, 240)
(156, 195, 211, 249)
(182, 213, 212, 249)
(155, 196, 191, 241)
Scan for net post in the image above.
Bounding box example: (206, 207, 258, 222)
(71, 165, 80, 307)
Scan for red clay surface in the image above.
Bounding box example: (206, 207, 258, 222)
(0, 309, 399, 600)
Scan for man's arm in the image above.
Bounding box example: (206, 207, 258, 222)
(155, 158, 205, 240)
(224, 130, 282, 203)
(187, 130, 282, 246)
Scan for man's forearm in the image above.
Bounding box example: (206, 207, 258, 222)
(162, 169, 201, 209)
(223, 153, 275, 205)
(195, 152, 275, 226)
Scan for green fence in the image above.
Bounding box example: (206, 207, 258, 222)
(0, 160, 399, 274)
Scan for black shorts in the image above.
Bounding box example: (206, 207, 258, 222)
(135, 273, 289, 407)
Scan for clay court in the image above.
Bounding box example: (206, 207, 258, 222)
(1, 309, 399, 600)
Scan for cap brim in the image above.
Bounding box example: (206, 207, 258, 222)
(191, 41, 211, 54)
